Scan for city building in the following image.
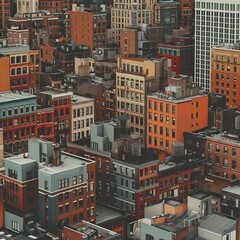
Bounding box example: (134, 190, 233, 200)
(147, 92, 208, 153)
(0, 56, 10, 92)
(0, 0, 11, 37)
(53, 44, 90, 74)
(158, 42, 194, 77)
(110, 0, 150, 44)
(8, 11, 60, 47)
(7, 27, 30, 46)
(195, 0, 240, 90)
(0, 153, 39, 215)
(70, 8, 107, 53)
(127, 192, 239, 240)
(0, 91, 37, 154)
(0, 45, 39, 93)
(38, 149, 96, 228)
(179, 0, 194, 32)
(154, 0, 179, 40)
(204, 121, 240, 181)
(116, 57, 164, 143)
(211, 43, 240, 109)
(120, 25, 164, 58)
(221, 185, 240, 218)
(67, 122, 205, 220)
(36, 106, 55, 142)
(63, 220, 121, 240)
(71, 95, 94, 142)
(38, 90, 72, 145)
(17, 0, 38, 14)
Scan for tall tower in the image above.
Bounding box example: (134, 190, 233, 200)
(194, 0, 240, 91)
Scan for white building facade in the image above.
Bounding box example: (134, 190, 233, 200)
(195, 0, 240, 90)
(71, 95, 94, 142)
(17, 0, 38, 14)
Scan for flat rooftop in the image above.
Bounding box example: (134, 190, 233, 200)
(72, 94, 94, 103)
(147, 92, 207, 104)
(213, 42, 240, 51)
(0, 91, 36, 104)
(0, 45, 30, 55)
(39, 152, 93, 174)
(207, 131, 240, 146)
(4, 154, 37, 166)
(96, 205, 123, 224)
(40, 90, 73, 99)
(189, 192, 210, 200)
(222, 185, 240, 197)
(199, 214, 236, 235)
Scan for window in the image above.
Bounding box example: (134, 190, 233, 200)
(223, 159, 228, 168)
(215, 144, 220, 152)
(232, 161, 237, 170)
(232, 148, 236, 157)
(65, 204, 69, 212)
(12, 221, 20, 232)
(72, 176, 77, 185)
(223, 146, 228, 155)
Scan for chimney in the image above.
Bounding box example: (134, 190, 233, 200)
(159, 152, 166, 164)
(52, 144, 61, 166)
(0, 129, 3, 167)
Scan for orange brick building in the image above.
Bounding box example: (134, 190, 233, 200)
(120, 28, 138, 57)
(40, 44, 56, 64)
(0, 56, 10, 92)
(0, 45, 39, 93)
(147, 92, 208, 153)
(0, 155, 39, 215)
(211, 44, 240, 110)
(70, 10, 107, 53)
(204, 130, 240, 181)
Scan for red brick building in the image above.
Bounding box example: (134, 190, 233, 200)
(0, 92, 37, 154)
(8, 12, 60, 47)
(0, 155, 39, 215)
(7, 27, 30, 46)
(211, 44, 240, 110)
(38, 90, 72, 145)
(0, 0, 11, 36)
(158, 43, 194, 77)
(36, 107, 55, 142)
(0, 45, 39, 93)
(70, 10, 107, 53)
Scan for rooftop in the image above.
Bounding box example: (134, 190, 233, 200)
(40, 90, 73, 99)
(111, 148, 159, 166)
(65, 221, 118, 239)
(39, 152, 93, 175)
(189, 192, 210, 200)
(0, 45, 30, 55)
(222, 185, 240, 197)
(4, 154, 37, 166)
(0, 91, 36, 104)
(199, 214, 236, 235)
(207, 130, 240, 146)
(72, 94, 94, 104)
(213, 42, 240, 51)
(147, 92, 207, 103)
(96, 205, 124, 225)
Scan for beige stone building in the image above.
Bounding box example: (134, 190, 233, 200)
(17, 0, 38, 14)
(116, 57, 164, 143)
(75, 57, 95, 77)
(71, 95, 94, 142)
(111, 0, 150, 44)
